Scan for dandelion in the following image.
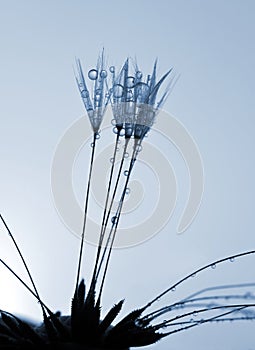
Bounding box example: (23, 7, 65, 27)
(0, 54, 255, 350)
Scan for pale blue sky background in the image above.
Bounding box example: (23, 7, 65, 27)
(0, 1, 255, 349)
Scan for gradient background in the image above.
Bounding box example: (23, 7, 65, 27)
(1, 1, 255, 349)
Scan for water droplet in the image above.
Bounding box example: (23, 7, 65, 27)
(136, 71, 143, 79)
(193, 311, 198, 317)
(171, 287, 176, 292)
(124, 152, 129, 158)
(95, 132, 100, 140)
(126, 76, 135, 88)
(95, 93, 101, 101)
(135, 144, 143, 152)
(90, 142, 94, 147)
(119, 129, 125, 137)
(229, 257, 235, 262)
(110, 157, 114, 163)
(111, 216, 117, 224)
(100, 70, 107, 78)
(81, 90, 89, 98)
(211, 263, 216, 269)
(190, 318, 194, 322)
(109, 66, 115, 73)
(113, 127, 118, 134)
(136, 82, 150, 103)
(125, 188, 130, 195)
(127, 89, 133, 99)
(124, 170, 129, 176)
(88, 69, 98, 80)
(111, 119, 116, 126)
(113, 84, 124, 98)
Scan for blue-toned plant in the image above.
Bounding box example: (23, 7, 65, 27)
(0, 52, 255, 350)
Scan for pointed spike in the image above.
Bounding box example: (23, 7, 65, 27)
(149, 58, 158, 91)
(148, 68, 173, 106)
(98, 300, 125, 334)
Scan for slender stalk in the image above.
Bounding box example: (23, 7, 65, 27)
(75, 132, 97, 292)
(144, 295, 255, 322)
(0, 214, 47, 316)
(162, 305, 250, 336)
(0, 258, 52, 314)
(158, 304, 250, 328)
(142, 283, 255, 320)
(97, 139, 142, 301)
(94, 138, 130, 283)
(144, 250, 255, 309)
(89, 132, 120, 290)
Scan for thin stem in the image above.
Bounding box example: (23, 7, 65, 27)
(144, 295, 255, 322)
(93, 138, 130, 283)
(144, 250, 255, 309)
(75, 132, 97, 292)
(0, 258, 52, 314)
(0, 214, 46, 316)
(143, 283, 255, 320)
(162, 305, 249, 336)
(183, 282, 255, 301)
(97, 139, 141, 302)
(89, 132, 120, 291)
(164, 315, 255, 328)
(157, 304, 252, 328)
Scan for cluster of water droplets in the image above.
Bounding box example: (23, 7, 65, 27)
(75, 53, 110, 133)
(109, 58, 171, 141)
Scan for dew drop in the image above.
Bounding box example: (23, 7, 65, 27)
(113, 127, 118, 134)
(90, 142, 94, 147)
(100, 70, 107, 78)
(171, 287, 176, 292)
(124, 170, 129, 176)
(111, 216, 117, 224)
(113, 84, 124, 98)
(119, 129, 125, 137)
(95, 93, 101, 101)
(193, 311, 198, 317)
(135, 144, 143, 152)
(81, 90, 89, 98)
(136, 71, 143, 79)
(124, 152, 129, 158)
(127, 89, 133, 99)
(110, 158, 114, 163)
(125, 188, 130, 195)
(211, 263, 216, 269)
(88, 69, 98, 80)
(111, 119, 116, 126)
(229, 257, 235, 262)
(109, 66, 115, 73)
(126, 76, 135, 88)
(95, 132, 100, 140)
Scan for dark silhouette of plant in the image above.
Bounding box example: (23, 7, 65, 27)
(0, 53, 255, 349)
